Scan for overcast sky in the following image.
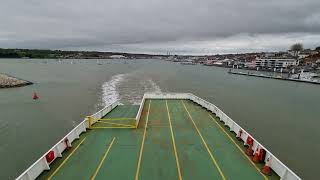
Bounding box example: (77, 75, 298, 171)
(1, 0, 320, 55)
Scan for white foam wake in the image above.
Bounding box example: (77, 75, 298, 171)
(147, 79, 162, 93)
(101, 73, 162, 106)
(101, 74, 126, 106)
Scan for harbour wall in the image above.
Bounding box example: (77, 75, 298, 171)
(228, 71, 320, 85)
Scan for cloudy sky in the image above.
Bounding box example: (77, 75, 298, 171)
(0, 0, 320, 55)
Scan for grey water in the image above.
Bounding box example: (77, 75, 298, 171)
(0, 58, 318, 179)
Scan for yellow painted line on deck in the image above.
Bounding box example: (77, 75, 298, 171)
(47, 137, 87, 180)
(208, 114, 269, 180)
(91, 126, 135, 129)
(99, 118, 136, 121)
(146, 125, 169, 128)
(97, 121, 134, 127)
(135, 100, 151, 180)
(181, 100, 226, 180)
(91, 137, 116, 180)
(166, 100, 183, 180)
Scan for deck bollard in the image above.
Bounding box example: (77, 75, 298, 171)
(87, 116, 93, 129)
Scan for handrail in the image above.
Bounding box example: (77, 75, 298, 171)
(189, 94, 301, 179)
(143, 92, 301, 180)
(15, 101, 119, 180)
(135, 94, 146, 127)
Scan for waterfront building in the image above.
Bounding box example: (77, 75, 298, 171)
(255, 58, 299, 69)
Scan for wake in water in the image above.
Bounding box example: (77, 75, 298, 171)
(101, 73, 162, 106)
(101, 74, 126, 106)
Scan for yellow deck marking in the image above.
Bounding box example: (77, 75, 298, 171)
(91, 137, 116, 180)
(99, 118, 135, 121)
(97, 121, 134, 127)
(47, 137, 87, 180)
(91, 126, 135, 129)
(208, 114, 269, 180)
(135, 100, 151, 180)
(166, 100, 183, 180)
(181, 100, 226, 180)
(146, 125, 169, 128)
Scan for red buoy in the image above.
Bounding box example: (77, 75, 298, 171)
(32, 92, 39, 100)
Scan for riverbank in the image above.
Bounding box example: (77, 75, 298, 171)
(0, 73, 33, 88)
(228, 70, 320, 85)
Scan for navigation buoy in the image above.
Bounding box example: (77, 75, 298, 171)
(261, 158, 272, 176)
(32, 92, 39, 100)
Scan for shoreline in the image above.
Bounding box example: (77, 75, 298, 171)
(0, 73, 33, 88)
(228, 70, 320, 85)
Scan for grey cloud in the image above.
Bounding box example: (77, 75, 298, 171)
(0, 0, 320, 54)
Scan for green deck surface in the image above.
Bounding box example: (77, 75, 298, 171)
(37, 101, 279, 180)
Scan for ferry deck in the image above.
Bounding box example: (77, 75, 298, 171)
(36, 99, 279, 180)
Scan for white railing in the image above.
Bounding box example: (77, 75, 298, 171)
(135, 93, 190, 126)
(135, 96, 146, 126)
(90, 101, 120, 124)
(142, 93, 301, 180)
(16, 101, 119, 180)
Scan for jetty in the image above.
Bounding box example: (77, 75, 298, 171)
(0, 73, 33, 88)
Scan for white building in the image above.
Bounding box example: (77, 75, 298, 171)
(298, 53, 309, 59)
(244, 61, 256, 68)
(109, 55, 126, 59)
(255, 58, 299, 68)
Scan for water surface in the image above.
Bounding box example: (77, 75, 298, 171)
(0, 59, 318, 179)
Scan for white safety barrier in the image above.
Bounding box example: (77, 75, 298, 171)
(16, 101, 119, 180)
(135, 93, 190, 126)
(89, 101, 120, 124)
(135, 96, 146, 127)
(140, 93, 301, 180)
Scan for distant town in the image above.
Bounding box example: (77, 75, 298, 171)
(1, 44, 320, 82)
